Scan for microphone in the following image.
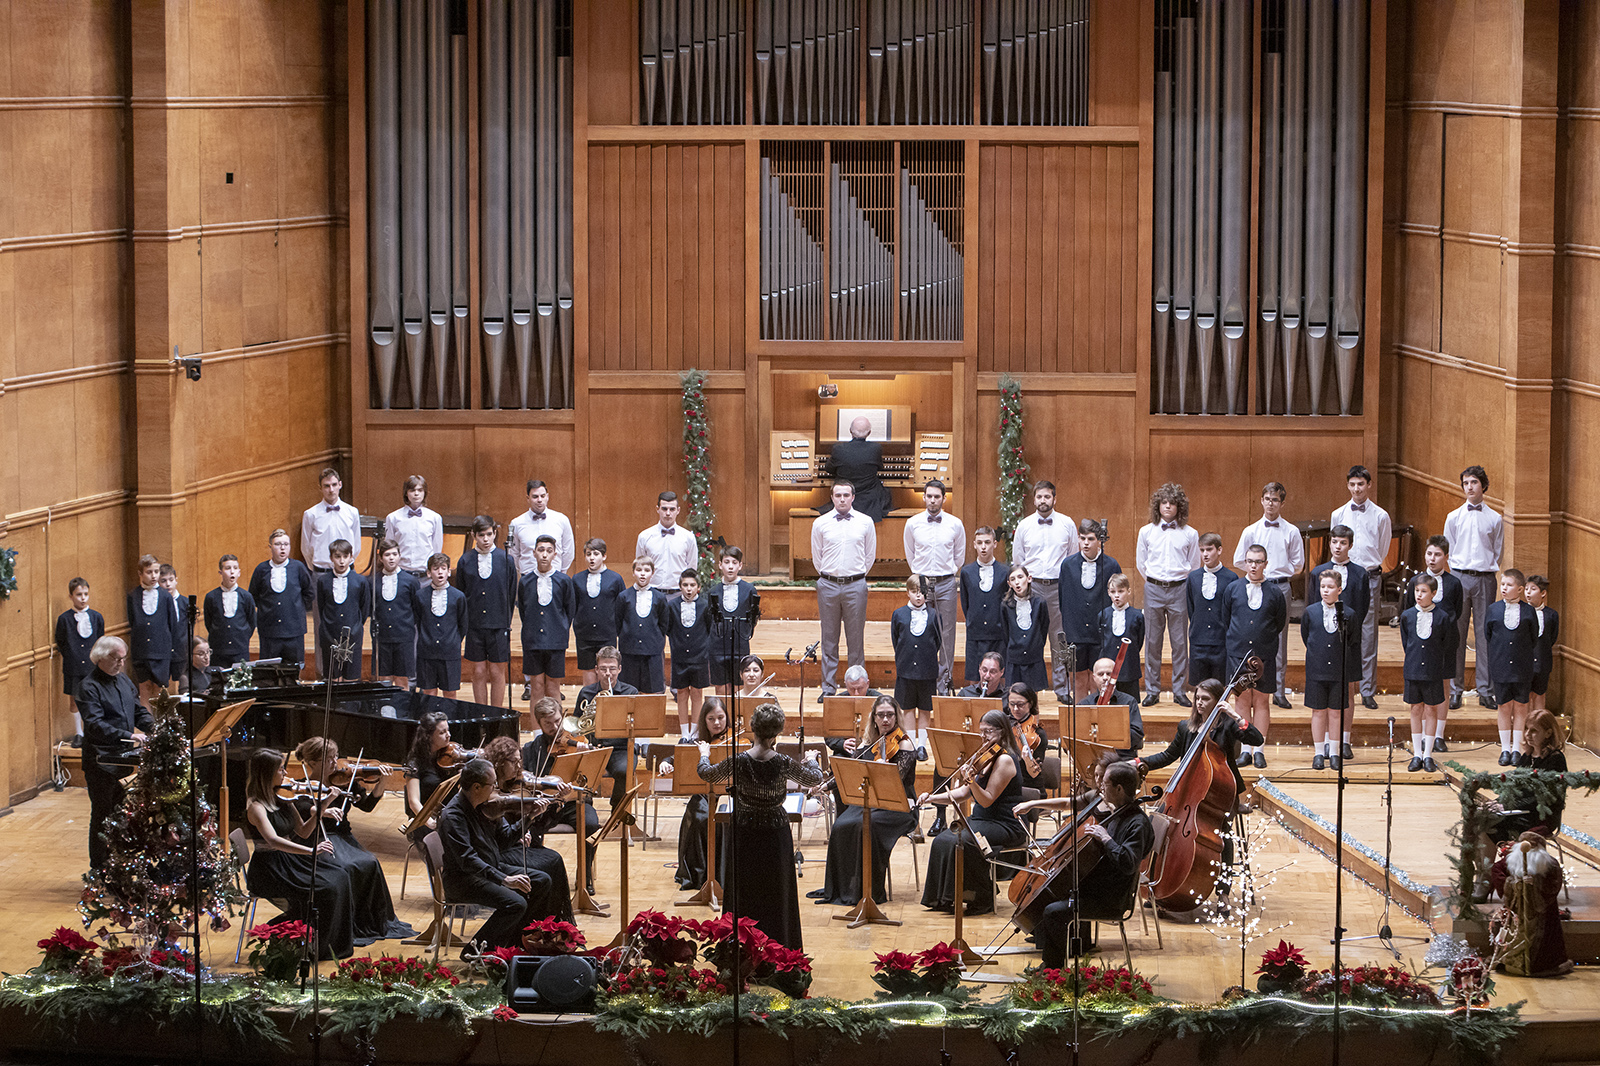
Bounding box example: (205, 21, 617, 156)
(804, 640, 821, 662)
(785, 647, 796, 665)
(745, 587, 762, 625)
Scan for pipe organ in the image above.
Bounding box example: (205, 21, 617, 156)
(639, 0, 747, 124)
(865, 0, 974, 125)
(754, 0, 860, 125)
(365, 0, 575, 411)
(980, 0, 1090, 125)
(1152, 0, 1367, 416)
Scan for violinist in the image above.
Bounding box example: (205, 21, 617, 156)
(1023, 762, 1154, 968)
(484, 735, 574, 920)
(291, 737, 413, 943)
(661, 696, 732, 890)
(520, 697, 600, 890)
(403, 711, 454, 837)
(811, 696, 919, 906)
(572, 646, 638, 806)
(1005, 684, 1050, 792)
(918, 710, 1028, 917)
(1090, 656, 1146, 759)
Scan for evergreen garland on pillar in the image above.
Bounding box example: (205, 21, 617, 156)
(681, 369, 717, 585)
(997, 375, 1031, 551)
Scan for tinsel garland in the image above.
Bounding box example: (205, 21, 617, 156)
(681, 369, 718, 585)
(996, 375, 1030, 549)
(1443, 762, 1600, 921)
(1255, 781, 1437, 931)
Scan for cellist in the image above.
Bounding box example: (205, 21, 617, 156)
(1021, 762, 1153, 968)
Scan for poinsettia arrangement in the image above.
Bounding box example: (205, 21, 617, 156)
(33, 927, 193, 982)
(604, 910, 814, 1003)
(1299, 964, 1439, 1007)
(522, 918, 586, 955)
(1255, 939, 1309, 983)
(871, 943, 965, 996)
(331, 955, 461, 992)
(36, 927, 97, 974)
(245, 920, 314, 982)
(1008, 964, 1158, 1008)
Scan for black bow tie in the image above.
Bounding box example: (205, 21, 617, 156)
(660, 526, 675, 535)
(927, 514, 941, 523)
(406, 508, 423, 518)
(1264, 520, 1280, 528)
(1468, 503, 1483, 512)
(325, 505, 340, 513)
(835, 512, 851, 521)
(1350, 502, 1366, 513)
(1038, 517, 1051, 526)
(1161, 522, 1177, 531)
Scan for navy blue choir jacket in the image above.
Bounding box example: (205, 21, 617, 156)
(76, 668, 155, 774)
(1485, 601, 1538, 684)
(614, 586, 671, 657)
(1532, 605, 1560, 678)
(248, 559, 316, 638)
(1400, 605, 1456, 682)
(519, 569, 576, 651)
(371, 570, 421, 645)
(1221, 579, 1287, 668)
(126, 586, 178, 663)
(1098, 606, 1145, 683)
(413, 583, 468, 660)
(708, 579, 760, 660)
(454, 549, 517, 632)
(54, 609, 105, 690)
(1003, 593, 1050, 665)
(959, 561, 1012, 644)
(890, 605, 942, 681)
(1400, 571, 1463, 656)
(1057, 552, 1122, 646)
(203, 587, 257, 662)
(665, 593, 713, 664)
(169, 592, 191, 659)
(572, 568, 627, 647)
(1186, 566, 1239, 650)
(1299, 600, 1361, 682)
(1310, 559, 1371, 623)
(315, 570, 372, 644)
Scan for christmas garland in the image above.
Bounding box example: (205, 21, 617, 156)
(681, 369, 717, 585)
(0, 545, 17, 599)
(1444, 762, 1600, 921)
(996, 375, 1030, 549)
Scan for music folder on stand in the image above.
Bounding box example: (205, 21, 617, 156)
(189, 698, 256, 847)
(673, 753, 729, 910)
(930, 696, 1001, 734)
(548, 747, 612, 917)
(595, 694, 668, 843)
(828, 757, 910, 929)
(820, 695, 877, 740)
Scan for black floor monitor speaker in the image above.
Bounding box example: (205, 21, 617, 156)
(504, 954, 600, 1013)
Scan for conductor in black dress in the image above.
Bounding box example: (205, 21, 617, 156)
(825, 416, 892, 522)
(76, 636, 154, 869)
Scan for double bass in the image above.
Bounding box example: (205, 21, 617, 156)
(1144, 655, 1262, 910)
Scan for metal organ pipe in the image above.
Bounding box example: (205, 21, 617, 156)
(367, 0, 400, 409)
(1152, 2, 1173, 413)
(508, 0, 535, 409)
(1192, 0, 1220, 414)
(1332, 0, 1367, 415)
(450, 19, 470, 405)
(558, 17, 575, 409)
(1278, 0, 1306, 414)
(1258, 38, 1281, 413)
(400, 0, 429, 410)
(1171, 8, 1195, 412)
(1303, 0, 1334, 414)
(426, 0, 452, 410)
(536, 0, 558, 409)
(1217, 0, 1251, 415)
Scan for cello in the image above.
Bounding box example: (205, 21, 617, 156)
(1143, 655, 1262, 911)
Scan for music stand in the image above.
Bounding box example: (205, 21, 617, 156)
(595, 694, 668, 843)
(931, 696, 1001, 734)
(927, 727, 986, 780)
(673, 753, 729, 909)
(821, 696, 877, 742)
(598, 786, 642, 949)
(1061, 738, 1120, 790)
(1078, 703, 1132, 749)
(828, 757, 909, 929)
(548, 747, 611, 916)
(189, 698, 256, 846)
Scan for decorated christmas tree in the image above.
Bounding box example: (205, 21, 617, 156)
(79, 690, 243, 947)
(681, 368, 718, 585)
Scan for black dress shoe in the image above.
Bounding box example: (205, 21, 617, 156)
(1407, 756, 1424, 773)
(806, 888, 828, 899)
(1142, 694, 1160, 707)
(1433, 739, 1449, 753)
(1253, 752, 1266, 770)
(1173, 694, 1192, 708)
(1479, 693, 1498, 709)
(1361, 695, 1379, 710)
(1272, 694, 1292, 710)
(1341, 742, 1353, 760)
(1449, 694, 1463, 710)
(69, 734, 83, 749)
(1236, 753, 1253, 768)
(1330, 755, 1342, 771)
(1498, 750, 1513, 766)
(1313, 754, 1326, 771)
(521, 684, 533, 701)
(1423, 758, 1438, 773)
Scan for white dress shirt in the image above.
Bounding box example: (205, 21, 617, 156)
(475, 550, 494, 579)
(269, 561, 287, 594)
(1200, 565, 1221, 599)
(381, 573, 399, 601)
(141, 587, 160, 615)
(509, 508, 576, 574)
(1322, 604, 1338, 633)
(637, 523, 699, 590)
(810, 509, 877, 578)
(977, 562, 997, 592)
(1503, 602, 1522, 630)
(385, 506, 445, 572)
(679, 597, 698, 626)
(302, 499, 362, 569)
(332, 573, 348, 603)
(1015, 597, 1034, 630)
(220, 587, 239, 616)
(1234, 517, 1305, 579)
(1246, 582, 1264, 610)
(430, 586, 449, 616)
(910, 606, 929, 635)
(1416, 606, 1434, 639)
(536, 571, 554, 606)
(1136, 521, 1202, 582)
(634, 588, 653, 617)
(1331, 499, 1392, 571)
(1442, 502, 1504, 572)
(1011, 511, 1078, 579)
(75, 610, 94, 637)
(721, 581, 740, 612)
(903, 510, 967, 577)
(1111, 607, 1128, 636)
(586, 571, 603, 597)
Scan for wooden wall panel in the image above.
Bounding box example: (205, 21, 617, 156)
(587, 143, 747, 373)
(977, 145, 1140, 375)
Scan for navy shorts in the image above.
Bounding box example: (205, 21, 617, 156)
(895, 676, 937, 712)
(417, 657, 462, 692)
(1190, 648, 1226, 686)
(1007, 659, 1047, 693)
(670, 659, 712, 690)
(258, 634, 306, 667)
(375, 640, 416, 678)
(1302, 679, 1350, 711)
(1066, 642, 1099, 673)
(1492, 679, 1531, 705)
(464, 627, 511, 664)
(522, 648, 567, 678)
(1404, 679, 1446, 706)
(620, 652, 665, 693)
(131, 658, 170, 686)
(707, 653, 743, 687)
(1531, 672, 1549, 697)
(575, 640, 609, 671)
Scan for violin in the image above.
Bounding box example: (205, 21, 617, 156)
(1013, 715, 1043, 778)
(548, 723, 589, 759)
(481, 791, 561, 820)
(277, 778, 342, 802)
(436, 742, 483, 768)
(326, 757, 400, 787)
(873, 724, 911, 761)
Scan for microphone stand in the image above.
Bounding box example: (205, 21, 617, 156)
(184, 594, 203, 1066)
(1063, 642, 1081, 1066)
(1331, 607, 1347, 1066)
(713, 591, 760, 1066)
(1338, 715, 1428, 959)
(303, 626, 354, 1066)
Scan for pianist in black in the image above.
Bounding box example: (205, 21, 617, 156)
(437, 758, 554, 953)
(520, 697, 600, 893)
(77, 636, 154, 869)
(293, 737, 414, 943)
(485, 734, 574, 920)
(404, 710, 455, 838)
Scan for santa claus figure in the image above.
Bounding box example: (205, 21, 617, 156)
(1491, 831, 1574, 978)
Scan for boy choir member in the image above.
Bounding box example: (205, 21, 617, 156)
(890, 575, 941, 757)
(573, 539, 626, 688)
(517, 534, 576, 703)
(1001, 567, 1050, 692)
(1443, 465, 1504, 709)
(1330, 466, 1391, 710)
(371, 539, 421, 687)
(811, 481, 876, 697)
(1099, 574, 1145, 702)
(508, 479, 575, 698)
(1526, 575, 1559, 713)
(127, 554, 178, 706)
(1310, 525, 1370, 757)
(415, 553, 467, 698)
(1399, 535, 1464, 750)
(456, 515, 517, 707)
(666, 569, 713, 732)
(203, 555, 256, 670)
(1225, 545, 1288, 769)
(708, 546, 760, 691)
(383, 475, 445, 576)
(636, 491, 698, 591)
(1058, 519, 1121, 702)
(159, 563, 188, 686)
(315, 540, 370, 680)
(250, 529, 316, 669)
(1399, 573, 1454, 772)
(1010, 481, 1077, 697)
(1300, 569, 1360, 770)
(1233, 482, 1303, 708)
(1486, 569, 1538, 766)
(902, 480, 965, 688)
(614, 558, 671, 693)
(54, 577, 103, 743)
(959, 527, 1011, 682)
(1186, 532, 1238, 685)
(302, 468, 362, 675)
(1135, 483, 1200, 706)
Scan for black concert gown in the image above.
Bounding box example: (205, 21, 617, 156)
(817, 746, 919, 905)
(246, 804, 356, 959)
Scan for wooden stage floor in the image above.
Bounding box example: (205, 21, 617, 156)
(3, 738, 1597, 1019)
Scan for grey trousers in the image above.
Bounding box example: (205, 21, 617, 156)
(1142, 580, 1189, 698)
(1455, 572, 1495, 698)
(1032, 577, 1069, 697)
(818, 576, 868, 694)
(926, 573, 960, 688)
(1359, 570, 1381, 697)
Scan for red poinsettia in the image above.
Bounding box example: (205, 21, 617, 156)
(522, 918, 586, 954)
(490, 1004, 520, 1021)
(873, 950, 921, 974)
(483, 945, 521, 968)
(1255, 939, 1309, 981)
(35, 927, 98, 974)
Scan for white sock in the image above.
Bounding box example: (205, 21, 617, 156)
(1411, 733, 1424, 756)
(1419, 734, 1432, 759)
(1342, 730, 1351, 744)
(1434, 721, 1446, 740)
(1511, 729, 1524, 755)
(1499, 729, 1513, 753)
